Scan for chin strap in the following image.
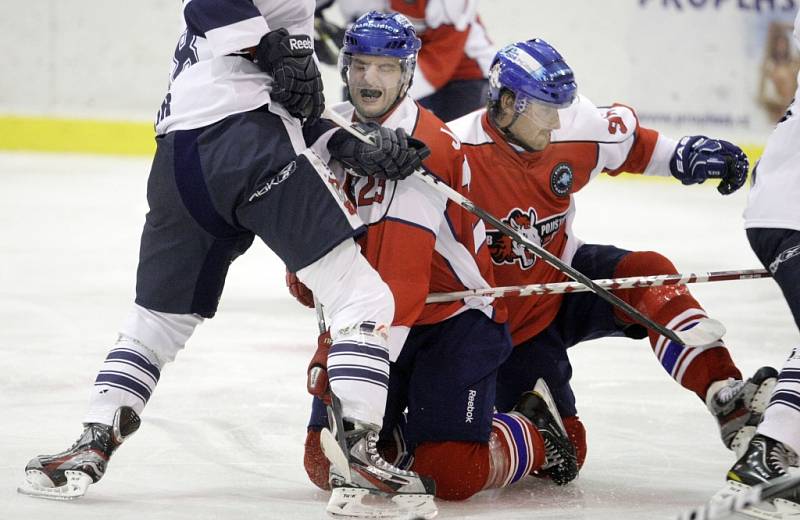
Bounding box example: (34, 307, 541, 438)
(491, 111, 535, 153)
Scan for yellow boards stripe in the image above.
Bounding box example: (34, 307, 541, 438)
(0, 115, 767, 168)
(0, 116, 156, 156)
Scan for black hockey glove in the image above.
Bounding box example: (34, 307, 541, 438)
(669, 135, 749, 195)
(327, 123, 431, 181)
(254, 28, 325, 123)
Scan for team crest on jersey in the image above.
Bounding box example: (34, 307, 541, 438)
(550, 163, 573, 198)
(487, 207, 568, 270)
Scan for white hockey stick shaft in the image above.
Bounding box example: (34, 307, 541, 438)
(425, 268, 771, 303)
(323, 107, 722, 347)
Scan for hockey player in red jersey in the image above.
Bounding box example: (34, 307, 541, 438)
(298, 13, 582, 509)
(317, 0, 495, 121)
(442, 38, 779, 489)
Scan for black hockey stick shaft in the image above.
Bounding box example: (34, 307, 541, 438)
(323, 108, 694, 346)
(312, 298, 350, 466)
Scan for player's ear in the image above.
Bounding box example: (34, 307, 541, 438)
(500, 90, 516, 114)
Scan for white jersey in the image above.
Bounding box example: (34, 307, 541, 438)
(743, 11, 800, 231)
(155, 0, 314, 134)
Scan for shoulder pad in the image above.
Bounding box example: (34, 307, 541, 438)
(447, 110, 489, 145)
(552, 95, 639, 144)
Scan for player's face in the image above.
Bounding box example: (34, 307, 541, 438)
(498, 94, 561, 151)
(347, 55, 405, 119)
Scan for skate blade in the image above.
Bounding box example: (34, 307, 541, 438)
(677, 318, 726, 347)
(321, 427, 352, 483)
(17, 470, 92, 500)
(327, 487, 437, 519)
(532, 378, 568, 437)
(711, 480, 800, 520)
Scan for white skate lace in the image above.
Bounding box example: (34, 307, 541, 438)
(715, 379, 745, 406)
(364, 431, 415, 477)
(543, 437, 565, 468)
(769, 441, 799, 473)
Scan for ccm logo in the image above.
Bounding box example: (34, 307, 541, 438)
(289, 38, 313, 51)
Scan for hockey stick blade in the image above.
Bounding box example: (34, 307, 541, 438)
(320, 426, 352, 484)
(674, 318, 726, 348)
(322, 107, 722, 347)
(676, 473, 800, 520)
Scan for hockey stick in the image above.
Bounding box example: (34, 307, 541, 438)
(425, 268, 771, 303)
(313, 298, 352, 483)
(323, 107, 723, 347)
(675, 473, 800, 520)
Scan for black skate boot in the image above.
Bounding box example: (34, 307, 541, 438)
(321, 418, 437, 519)
(513, 379, 578, 485)
(18, 406, 140, 500)
(711, 434, 800, 518)
(706, 366, 778, 454)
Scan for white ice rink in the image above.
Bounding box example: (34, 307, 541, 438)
(1, 152, 798, 520)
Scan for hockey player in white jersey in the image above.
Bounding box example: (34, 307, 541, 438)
(713, 10, 800, 518)
(18, 0, 432, 506)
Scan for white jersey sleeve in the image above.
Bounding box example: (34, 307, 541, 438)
(743, 10, 800, 231)
(155, 0, 315, 134)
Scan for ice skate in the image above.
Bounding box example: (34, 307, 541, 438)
(706, 366, 779, 455)
(320, 418, 437, 519)
(709, 434, 800, 519)
(514, 379, 578, 485)
(18, 406, 140, 500)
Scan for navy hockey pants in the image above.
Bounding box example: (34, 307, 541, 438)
(748, 227, 800, 331)
(494, 243, 647, 418)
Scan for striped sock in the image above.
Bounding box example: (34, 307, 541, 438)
(487, 412, 545, 488)
(327, 327, 391, 426)
(84, 335, 161, 425)
(759, 348, 800, 453)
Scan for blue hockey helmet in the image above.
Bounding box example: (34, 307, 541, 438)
(488, 39, 577, 111)
(342, 11, 421, 59)
(339, 11, 422, 118)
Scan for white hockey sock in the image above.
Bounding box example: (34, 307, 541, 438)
(83, 305, 203, 425)
(328, 322, 391, 427)
(84, 335, 162, 425)
(758, 347, 800, 454)
(297, 240, 394, 427)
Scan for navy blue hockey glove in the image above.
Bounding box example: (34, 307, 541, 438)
(669, 135, 749, 195)
(255, 29, 325, 124)
(327, 123, 431, 181)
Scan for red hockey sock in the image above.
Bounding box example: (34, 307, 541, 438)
(613, 251, 741, 399)
(411, 412, 546, 501)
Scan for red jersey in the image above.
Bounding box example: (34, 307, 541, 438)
(328, 96, 506, 359)
(448, 95, 677, 345)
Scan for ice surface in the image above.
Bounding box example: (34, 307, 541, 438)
(1, 152, 796, 519)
